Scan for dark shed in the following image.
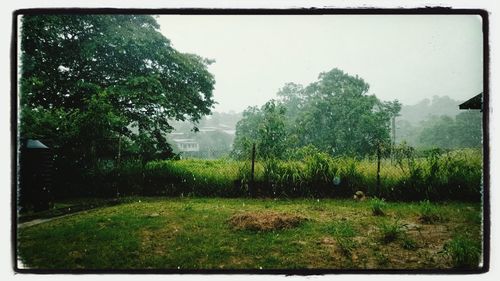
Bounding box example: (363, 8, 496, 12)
(459, 92, 483, 111)
(19, 139, 54, 212)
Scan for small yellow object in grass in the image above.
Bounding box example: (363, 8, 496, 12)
(353, 191, 366, 201)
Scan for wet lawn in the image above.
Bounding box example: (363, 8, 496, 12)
(17, 197, 483, 271)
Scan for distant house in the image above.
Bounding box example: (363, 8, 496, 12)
(172, 138, 200, 152)
(459, 92, 483, 111)
(167, 124, 236, 158)
(199, 126, 235, 136)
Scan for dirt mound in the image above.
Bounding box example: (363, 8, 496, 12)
(228, 211, 306, 231)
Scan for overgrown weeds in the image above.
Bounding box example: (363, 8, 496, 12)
(326, 220, 357, 256)
(371, 198, 387, 216)
(378, 220, 407, 244)
(443, 235, 482, 269)
(418, 200, 442, 224)
(79, 147, 482, 202)
(401, 235, 417, 250)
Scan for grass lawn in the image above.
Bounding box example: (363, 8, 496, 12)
(17, 197, 483, 271)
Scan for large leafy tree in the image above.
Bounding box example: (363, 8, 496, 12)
(20, 15, 215, 162)
(231, 106, 263, 159)
(232, 100, 288, 159)
(294, 68, 396, 156)
(233, 68, 399, 158)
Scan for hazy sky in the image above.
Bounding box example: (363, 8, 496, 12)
(157, 15, 483, 113)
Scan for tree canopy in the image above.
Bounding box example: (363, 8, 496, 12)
(232, 100, 291, 160)
(20, 15, 216, 162)
(232, 68, 400, 158)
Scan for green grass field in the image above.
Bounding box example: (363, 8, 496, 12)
(17, 197, 483, 270)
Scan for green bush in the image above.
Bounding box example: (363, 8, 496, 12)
(371, 198, 387, 216)
(386, 148, 482, 202)
(418, 200, 443, 224)
(378, 220, 406, 244)
(444, 235, 482, 268)
(143, 159, 244, 197)
(401, 235, 417, 250)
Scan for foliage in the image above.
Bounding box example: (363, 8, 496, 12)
(144, 159, 242, 197)
(378, 220, 407, 244)
(231, 106, 263, 159)
(401, 235, 417, 250)
(291, 68, 397, 156)
(233, 68, 400, 159)
(371, 198, 387, 216)
(443, 235, 482, 268)
(57, 146, 483, 201)
(387, 145, 482, 202)
(21, 15, 215, 122)
(418, 111, 482, 149)
(232, 100, 288, 160)
(418, 200, 443, 224)
(396, 96, 482, 150)
(20, 15, 216, 197)
(258, 101, 288, 159)
(327, 220, 357, 238)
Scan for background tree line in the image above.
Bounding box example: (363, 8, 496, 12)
(232, 72, 482, 160)
(395, 96, 482, 149)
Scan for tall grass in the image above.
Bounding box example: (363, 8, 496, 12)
(371, 198, 387, 216)
(444, 235, 482, 268)
(144, 159, 242, 197)
(88, 148, 482, 201)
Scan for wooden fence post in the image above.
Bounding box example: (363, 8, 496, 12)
(116, 135, 121, 198)
(376, 143, 381, 197)
(250, 143, 256, 197)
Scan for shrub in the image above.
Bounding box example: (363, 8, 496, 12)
(271, 161, 306, 197)
(303, 150, 335, 197)
(371, 198, 387, 216)
(378, 220, 406, 244)
(443, 235, 482, 268)
(338, 157, 362, 197)
(144, 159, 244, 197)
(401, 235, 417, 250)
(418, 200, 442, 224)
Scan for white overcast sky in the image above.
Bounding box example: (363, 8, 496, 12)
(157, 14, 483, 113)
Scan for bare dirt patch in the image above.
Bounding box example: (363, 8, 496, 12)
(228, 211, 307, 231)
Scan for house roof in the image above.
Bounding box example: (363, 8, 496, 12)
(172, 138, 198, 144)
(459, 93, 482, 110)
